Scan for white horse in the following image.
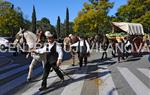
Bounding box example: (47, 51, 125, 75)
(13, 28, 47, 81)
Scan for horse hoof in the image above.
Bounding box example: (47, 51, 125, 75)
(27, 78, 31, 82)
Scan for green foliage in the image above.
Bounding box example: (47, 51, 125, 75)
(58, 21, 74, 38)
(36, 17, 57, 38)
(107, 32, 127, 37)
(50, 25, 57, 38)
(0, 1, 24, 36)
(65, 8, 69, 35)
(74, 0, 113, 35)
(115, 0, 150, 33)
(56, 16, 61, 38)
(31, 5, 36, 33)
(37, 17, 51, 31)
(132, 11, 150, 33)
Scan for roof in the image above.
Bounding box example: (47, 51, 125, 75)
(112, 22, 144, 35)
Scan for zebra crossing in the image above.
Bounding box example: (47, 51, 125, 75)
(0, 60, 150, 95)
(117, 67, 150, 95)
(98, 66, 118, 95)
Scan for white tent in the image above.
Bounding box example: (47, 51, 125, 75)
(112, 22, 144, 35)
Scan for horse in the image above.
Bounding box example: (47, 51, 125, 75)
(63, 34, 79, 66)
(13, 28, 47, 81)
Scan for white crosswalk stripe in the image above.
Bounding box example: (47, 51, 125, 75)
(98, 65, 119, 95)
(118, 67, 150, 95)
(137, 68, 150, 79)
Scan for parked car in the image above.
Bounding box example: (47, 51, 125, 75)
(0, 37, 13, 50)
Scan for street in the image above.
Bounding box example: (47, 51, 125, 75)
(0, 50, 150, 95)
(1, 0, 150, 95)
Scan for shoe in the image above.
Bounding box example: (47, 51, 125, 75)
(39, 86, 47, 91)
(60, 79, 65, 83)
(27, 78, 31, 82)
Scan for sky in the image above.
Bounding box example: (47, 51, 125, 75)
(5, 0, 127, 26)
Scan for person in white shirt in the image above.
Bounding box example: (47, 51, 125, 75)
(31, 31, 64, 91)
(71, 35, 90, 67)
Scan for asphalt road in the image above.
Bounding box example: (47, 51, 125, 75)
(0, 50, 150, 95)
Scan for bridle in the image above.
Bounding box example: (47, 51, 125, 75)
(15, 31, 27, 46)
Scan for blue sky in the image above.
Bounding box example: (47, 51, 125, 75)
(5, 0, 127, 26)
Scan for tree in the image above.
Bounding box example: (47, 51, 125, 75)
(115, 0, 150, 33)
(0, 1, 24, 36)
(38, 17, 51, 31)
(50, 25, 57, 39)
(65, 8, 69, 35)
(132, 11, 150, 33)
(56, 16, 61, 38)
(73, 0, 113, 36)
(31, 5, 36, 33)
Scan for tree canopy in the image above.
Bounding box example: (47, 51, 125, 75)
(115, 0, 150, 33)
(73, 0, 114, 36)
(65, 8, 69, 35)
(31, 5, 36, 33)
(0, 1, 24, 36)
(56, 16, 61, 38)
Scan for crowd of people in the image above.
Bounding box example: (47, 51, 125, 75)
(14, 28, 149, 91)
(29, 30, 91, 91)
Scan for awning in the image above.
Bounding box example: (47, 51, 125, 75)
(112, 22, 144, 35)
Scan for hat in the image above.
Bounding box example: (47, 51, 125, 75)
(45, 31, 53, 37)
(69, 34, 73, 37)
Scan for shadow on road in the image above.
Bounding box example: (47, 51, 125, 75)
(36, 58, 114, 95)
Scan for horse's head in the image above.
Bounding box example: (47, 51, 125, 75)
(13, 28, 26, 45)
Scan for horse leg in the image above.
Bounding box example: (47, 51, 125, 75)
(27, 59, 37, 81)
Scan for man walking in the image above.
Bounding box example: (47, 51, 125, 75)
(31, 31, 64, 91)
(71, 35, 90, 67)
